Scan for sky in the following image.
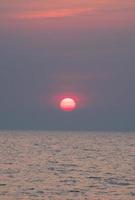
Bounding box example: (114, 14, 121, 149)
(0, 0, 135, 131)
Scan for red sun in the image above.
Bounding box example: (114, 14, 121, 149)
(60, 98, 76, 112)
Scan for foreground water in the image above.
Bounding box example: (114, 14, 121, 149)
(0, 131, 135, 200)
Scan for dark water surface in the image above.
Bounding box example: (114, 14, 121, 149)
(0, 131, 135, 199)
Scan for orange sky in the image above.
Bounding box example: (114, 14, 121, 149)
(0, 0, 134, 36)
(1, 0, 135, 23)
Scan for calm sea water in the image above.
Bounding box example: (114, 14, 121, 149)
(0, 131, 135, 200)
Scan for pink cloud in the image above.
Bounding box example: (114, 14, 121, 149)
(12, 8, 92, 20)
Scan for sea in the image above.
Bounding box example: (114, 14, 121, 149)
(0, 131, 135, 200)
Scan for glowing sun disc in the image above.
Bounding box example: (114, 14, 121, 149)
(60, 98, 76, 111)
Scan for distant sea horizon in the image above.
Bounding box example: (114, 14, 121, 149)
(0, 129, 135, 133)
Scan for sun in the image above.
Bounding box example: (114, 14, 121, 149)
(60, 98, 76, 112)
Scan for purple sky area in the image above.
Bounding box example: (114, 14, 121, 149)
(0, 0, 135, 130)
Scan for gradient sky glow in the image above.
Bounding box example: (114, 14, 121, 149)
(0, 0, 135, 130)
